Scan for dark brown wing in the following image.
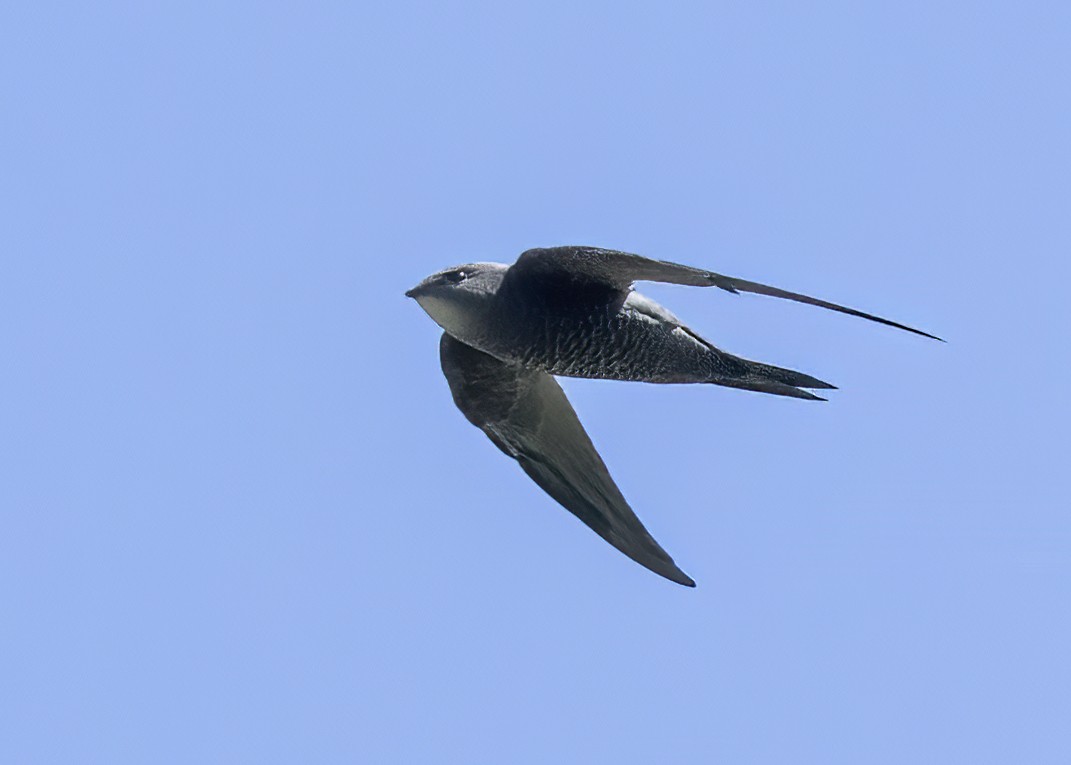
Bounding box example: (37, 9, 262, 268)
(439, 333, 695, 587)
(510, 246, 942, 340)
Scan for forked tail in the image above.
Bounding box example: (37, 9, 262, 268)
(706, 352, 837, 401)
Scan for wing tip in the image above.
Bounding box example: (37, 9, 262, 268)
(902, 324, 945, 342)
(658, 564, 697, 587)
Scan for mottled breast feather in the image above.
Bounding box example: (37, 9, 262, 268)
(492, 272, 714, 383)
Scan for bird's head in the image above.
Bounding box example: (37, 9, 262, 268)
(405, 262, 509, 340)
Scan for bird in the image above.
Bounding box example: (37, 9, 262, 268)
(405, 246, 940, 587)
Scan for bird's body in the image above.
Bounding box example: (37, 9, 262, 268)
(407, 246, 939, 586)
(491, 285, 713, 383)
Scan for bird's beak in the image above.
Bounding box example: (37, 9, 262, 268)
(406, 279, 432, 299)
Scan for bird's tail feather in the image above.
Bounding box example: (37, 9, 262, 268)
(706, 355, 835, 401)
(744, 360, 836, 390)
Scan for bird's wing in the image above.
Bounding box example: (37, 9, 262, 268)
(510, 246, 941, 340)
(439, 333, 695, 587)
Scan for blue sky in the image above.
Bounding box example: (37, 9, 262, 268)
(2, 2, 1069, 763)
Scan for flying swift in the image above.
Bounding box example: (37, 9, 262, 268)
(406, 246, 939, 586)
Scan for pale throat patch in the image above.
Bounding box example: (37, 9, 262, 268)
(414, 293, 482, 340)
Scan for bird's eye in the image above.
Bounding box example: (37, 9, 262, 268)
(443, 270, 467, 284)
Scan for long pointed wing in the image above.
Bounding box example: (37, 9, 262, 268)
(439, 333, 695, 587)
(511, 246, 942, 341)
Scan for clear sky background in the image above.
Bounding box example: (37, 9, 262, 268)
(2, 2, 1069, 763)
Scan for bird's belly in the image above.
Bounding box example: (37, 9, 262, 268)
(503, 307, 711, 383)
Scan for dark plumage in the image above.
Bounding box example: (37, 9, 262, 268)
(407, 246, 939, 586)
